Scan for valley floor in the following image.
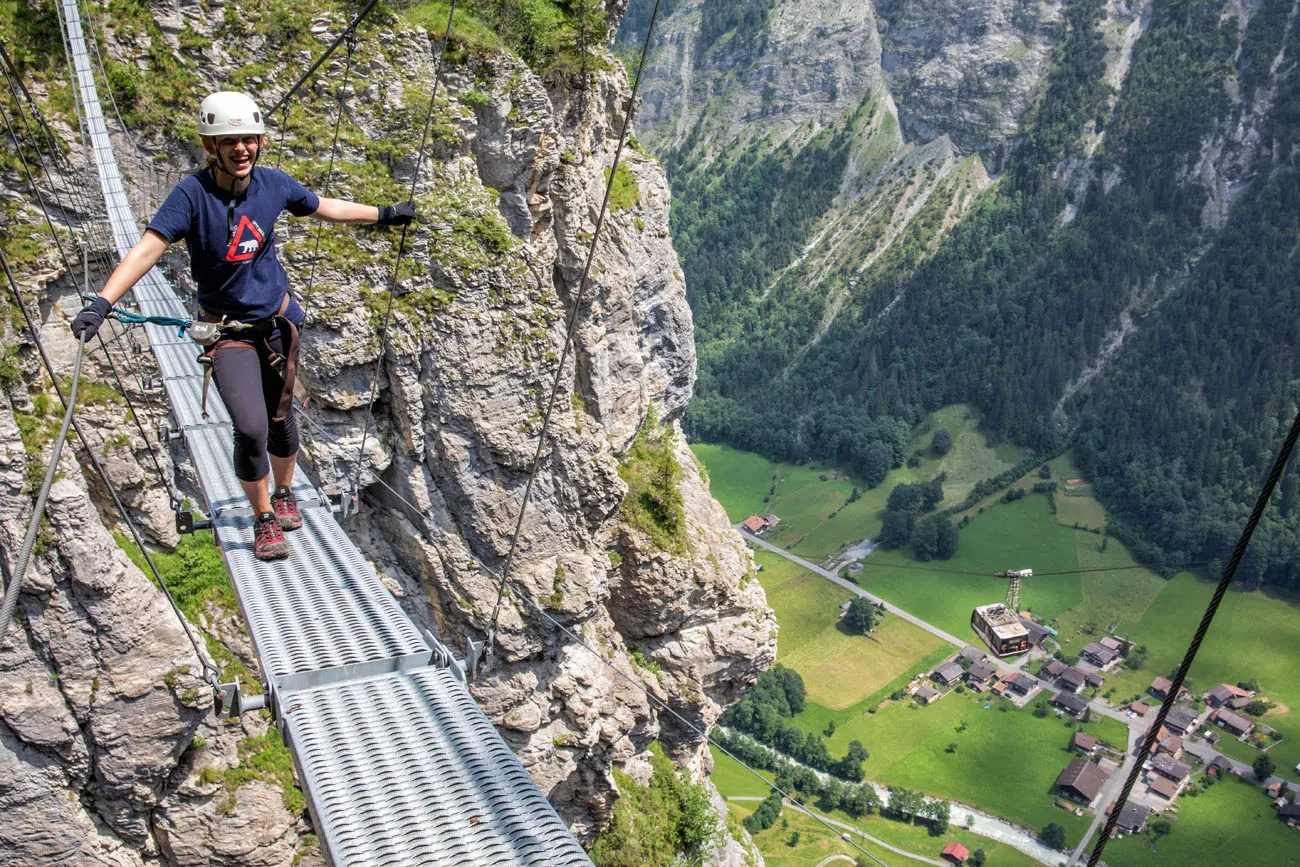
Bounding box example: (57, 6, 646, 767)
(694, 407, 1300, 867)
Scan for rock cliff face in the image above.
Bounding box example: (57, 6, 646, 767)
(0, 0, 775, 863)
(628, 0, 1065, 158)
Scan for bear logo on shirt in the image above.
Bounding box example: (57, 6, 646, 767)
(226, 215, 264, 262)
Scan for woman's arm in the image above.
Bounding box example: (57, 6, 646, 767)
(310, 197, 382, 224)
(99, 230, 171, 304)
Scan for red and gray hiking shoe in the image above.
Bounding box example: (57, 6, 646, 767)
(271, 486, 303, 531)
(253, 512, 289, 561)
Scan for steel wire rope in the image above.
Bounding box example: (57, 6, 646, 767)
(266, 0, 382, 118)
(0, 59, 177, 504)
(481, 0, 662, 645)
(1084, 405, 1300, 867)
(77, 0, 151, 220)
(0, 330, 85, 643)
(347, 0, 457, 500)
(299, 28, 358, 310)
(0, 247, 221, 685)
(272, 99, 291, 171)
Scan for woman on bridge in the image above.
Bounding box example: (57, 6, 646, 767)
(71, 91, 414, 561)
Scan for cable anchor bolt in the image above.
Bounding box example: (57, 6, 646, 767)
(216, 678, 269, 718)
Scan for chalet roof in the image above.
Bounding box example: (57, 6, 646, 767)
(1130, 701, 1149, 715)
(1151, 676, 1173, 694)
(1053, 691, 1089, 715)
(968, 660, 997, 682)
(1227, 695, 1251, 710)
(1056, 758, 1107, 802)
(1151, 755, 1191, 781)
(1100, 636, 1123, 651)
(1081, 642, 1119, 665)
(1164, 706, 1199, 732)
(959, 645, 984, 664)
(1043, 659, 1067, 678)
(1207, 684, 1245, 704)
(942, 841, 970, 862)
(1059, 667, 1087, 689)
(1073, 732, 1099, 751)
(1086, 672, 1105, 687)
(741, 515, 768, 533)
(1149, 775, 1180, 799)
(1115, 801, 1150, 832)
(1020, 618, 1050, 645)
(932, 661, 964, 684)
(915, 684, 938, 701)
(1279, 803, 1300, 819)
(1209, 755, 1234, 770)
(1212, 708, 1254, 733)
(1005, 672, 1033, 693)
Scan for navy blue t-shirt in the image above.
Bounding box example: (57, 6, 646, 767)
(147, 167, 319, 324)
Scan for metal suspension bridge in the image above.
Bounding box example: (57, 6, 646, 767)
(53, 0, 591, 862)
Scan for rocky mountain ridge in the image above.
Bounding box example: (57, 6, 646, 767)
(0, 1, 775, 863)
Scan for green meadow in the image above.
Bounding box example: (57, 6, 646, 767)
(756, 550, 947, 710)
(820, 689, 1115, 847)
(1103, 775, 1300, 866)
(1102, 572, 1300, 778)
(861, 495, 1086, 639)
(691, 404, 1022, 561)
(727, 798, 1041, 867)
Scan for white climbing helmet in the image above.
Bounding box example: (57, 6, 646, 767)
(198, 92, 265, 137)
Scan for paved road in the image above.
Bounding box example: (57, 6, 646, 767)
(731, 796, 946, 866)
(815, 856, 860, 867)
(741, 529, 968, 647)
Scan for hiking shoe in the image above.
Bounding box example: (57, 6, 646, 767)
(271, 486, 303, 531)
(253, 512, 289, 561)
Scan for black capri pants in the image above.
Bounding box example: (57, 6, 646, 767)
(209, 329, 299, 482)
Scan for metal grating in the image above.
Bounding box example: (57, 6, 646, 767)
(284, 667, 592, 867)
(61, 1, 592, 861)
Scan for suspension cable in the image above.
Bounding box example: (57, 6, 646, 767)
(0, 60, 176, 502)
(1085, 405, 1300, 867)
(0, 248, 221, 684)
(266, 0, 382, 117)
(349, 0, 457, 498)
(0, 329, 85, 644)
(300, 27, 358, 310)
(273, 98, 291, 171)
(483, 0, 661, 641)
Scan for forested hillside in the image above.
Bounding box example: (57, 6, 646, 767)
(627, 0, 1300, 592)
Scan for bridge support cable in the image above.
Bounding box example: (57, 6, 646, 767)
(1085, 405, 1300, 867)
(54, 1, 591, 861)
(0, 248, 220, 685)
(0, 53, 178, 506)
(482, 0, 658, 651)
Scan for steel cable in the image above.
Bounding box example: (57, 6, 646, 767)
(1085, 405, 1300, 867)
(0, 248, 220, 684)
(349, 0, 457, 498)
(0, 331, 85, 643)
(482, 0, 654, 639)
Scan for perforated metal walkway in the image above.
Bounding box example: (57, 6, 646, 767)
(59, 1, 590, 862)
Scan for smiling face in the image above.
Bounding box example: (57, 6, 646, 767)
(203, 134, 262, 181)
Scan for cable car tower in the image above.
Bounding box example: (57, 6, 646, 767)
(995, 568, 1032, 612)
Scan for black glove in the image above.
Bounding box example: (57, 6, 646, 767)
(71, 296, 112, 341)
(376, 201, 416, 227)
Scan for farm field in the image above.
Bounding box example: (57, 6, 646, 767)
(691, 405, 1023, 561)
(1047, 452, 1107, 531)
(756, 550, 947, 710)
(726, 799, 1041, 867)
(709, 746, 775, 798)
(861, 495, 1086, 639)
(1101, 572, 1300, 779)
(1103, 775, 1300, 866)
(819, 689, 1113, 848)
